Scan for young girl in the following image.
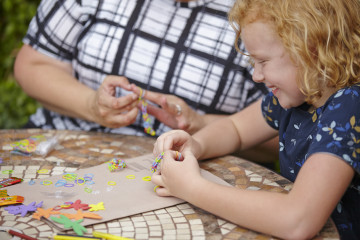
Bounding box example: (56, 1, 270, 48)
(151, 0, 360, 239)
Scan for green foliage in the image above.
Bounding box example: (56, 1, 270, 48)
(0, 0, 41, 129)
(0, 77, 39, 129)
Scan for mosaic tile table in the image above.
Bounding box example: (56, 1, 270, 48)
(0, 129, 339, 240)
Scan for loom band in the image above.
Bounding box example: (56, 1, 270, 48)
(24, 143, 36, 152)
(83, 176, 93, 181)
(107, 165, 113, 168)
(2, 170, 13, 174)
(155, 153, 164, 161)
(145, 128, 155, 135)
(142, 176, 152, 182)
(18, 139, 30, 146)
(83, 173, 94, 178)
(62, 175, 76, 181)
(107, 181, 116, 186)
(55, 180, 67, 187)
(85, 180, 95, 185)
(62, 173, 77, 180)
(141, 100, 148, 106)
(64, 172, 77, 176)
(154, 185, 160, 192)
(108, 166, 117, 172)
(53, 205, 62, 211)
(17, 145, 29, 152)
(10, 141, 21, 147)
(62, 173, 77, 179)
(32, 135, 46, 140)
(37, 169, 49, 174)
(75, 178, 85, 185)
(175, 151, 182, 161)
(138, 87, 143, 101)
(142, 113, 149, 119)
(126, 175, 136, 179)
(60, 204, 72, 208)
(140, 89, 146, 100)
(84, 187, 93, 193)
(64, 183, 75, 187)
(28, 179, 36, 185)
(41, 180, 53, 186)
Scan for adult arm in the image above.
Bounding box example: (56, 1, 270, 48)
(14, 45, 139, 128)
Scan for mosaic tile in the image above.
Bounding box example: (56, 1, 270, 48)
(0, 130, 339, 239)
(13, 223, 29, 230)
(173, 217, 187, 223)
(162, 223, 175, 230)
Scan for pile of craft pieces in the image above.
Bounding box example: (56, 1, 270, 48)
(107, 158, 127, 172)
(10, 134, 47, 156)
(0, 189, 24, 206)
(4, 199, 105, 236)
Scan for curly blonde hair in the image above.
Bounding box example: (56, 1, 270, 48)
(228, 0, 360, 104)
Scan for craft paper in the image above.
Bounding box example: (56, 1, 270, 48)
(4, 154, 230, 230)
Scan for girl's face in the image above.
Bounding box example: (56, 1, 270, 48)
(241, 21, 305, 109)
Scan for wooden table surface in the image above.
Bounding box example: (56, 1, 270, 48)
(0, 129, 339, 239)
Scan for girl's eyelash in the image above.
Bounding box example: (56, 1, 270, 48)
(248, 58, 255, 67)
(247, 58, 266, 67)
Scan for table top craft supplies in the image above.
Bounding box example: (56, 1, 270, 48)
(0, 129, 340, 239)
(10, 133, 65, 157)
(2, 153, 230, 236)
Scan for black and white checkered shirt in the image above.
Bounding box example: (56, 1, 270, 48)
(24, 0, 268, 136)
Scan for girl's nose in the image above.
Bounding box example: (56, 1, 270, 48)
(252, 67, 265, 83)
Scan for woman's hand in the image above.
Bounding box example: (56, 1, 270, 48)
(90, 76, 139, 128)
(131, 85, 206, 134)
(151, 150, 202, 198)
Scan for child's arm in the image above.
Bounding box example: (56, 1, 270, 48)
(152, 149, 354, 239)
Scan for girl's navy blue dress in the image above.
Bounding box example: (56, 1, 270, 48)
(262, 84, 360, 239)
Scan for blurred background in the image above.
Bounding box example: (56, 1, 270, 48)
(0, 0, 41, 129)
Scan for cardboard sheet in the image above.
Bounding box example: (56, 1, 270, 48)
(5, 154, 230, 229)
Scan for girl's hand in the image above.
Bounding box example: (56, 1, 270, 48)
(151, 150, 202, 198)
(153, 130, 202, 158)
(90, 76, 139, 128)
(130, 85, 205, 134)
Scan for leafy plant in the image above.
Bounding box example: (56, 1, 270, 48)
(0, 0, 41, 129)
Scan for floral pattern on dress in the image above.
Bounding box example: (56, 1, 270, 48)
(261, 84, 360, 239)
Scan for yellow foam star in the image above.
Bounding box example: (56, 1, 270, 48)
(89, 202, 105, 212)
